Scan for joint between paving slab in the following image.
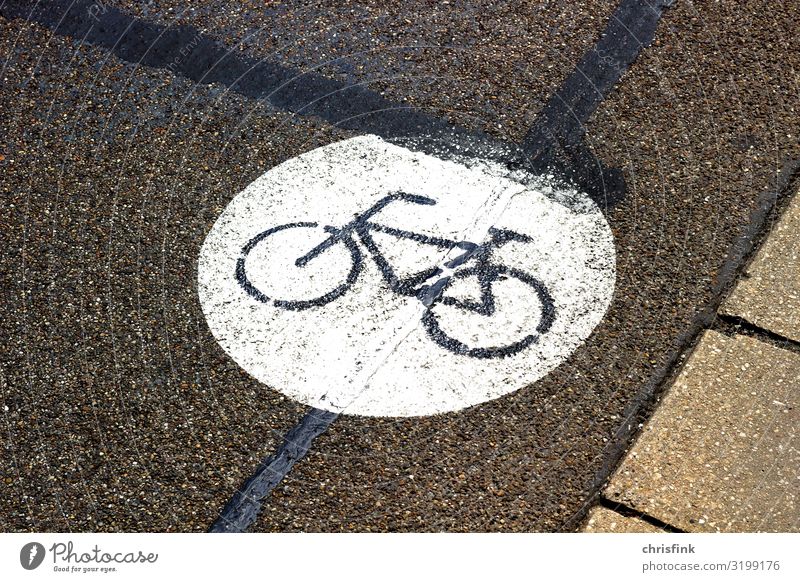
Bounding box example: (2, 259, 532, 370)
(713, 314, 800, 355)
(597, 498, 686, 533)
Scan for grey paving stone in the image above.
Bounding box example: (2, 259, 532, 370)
(581, 507, 664, 533)
(722, 189, 800, 342)
(606, 331, 799, 532)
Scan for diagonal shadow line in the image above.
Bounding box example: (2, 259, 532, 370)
(2, 0, 467, 142)
(0, 0, 674, 209)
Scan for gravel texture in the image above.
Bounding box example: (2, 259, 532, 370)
(0, 16, 349, 531)
(109, 0, 618, 142)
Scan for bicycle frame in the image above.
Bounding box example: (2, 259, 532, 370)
(294, 192, 521, 304)
(235, 191, 555, 357)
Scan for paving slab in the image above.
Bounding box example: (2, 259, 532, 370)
(581, 507, 664, 533)
(721, 188, 800, 342)
(606, 330, 800, 532)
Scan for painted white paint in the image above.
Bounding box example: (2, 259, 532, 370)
(198, 135, 615, 417)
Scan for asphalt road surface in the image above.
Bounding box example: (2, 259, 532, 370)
(1, 0, 798, 532)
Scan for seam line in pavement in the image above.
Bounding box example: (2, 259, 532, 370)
(523, 0, 675, 188)
(208, 408, 339, 533)
(714, 314, 800, 355)
(598, 498, 686, 533)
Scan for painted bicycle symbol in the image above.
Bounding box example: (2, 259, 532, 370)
(235, 192, 555, 359)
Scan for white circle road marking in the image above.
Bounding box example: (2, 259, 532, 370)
(198, 135, 615, 417)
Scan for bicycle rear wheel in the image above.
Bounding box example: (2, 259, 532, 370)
(421, 265, 555, 359)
